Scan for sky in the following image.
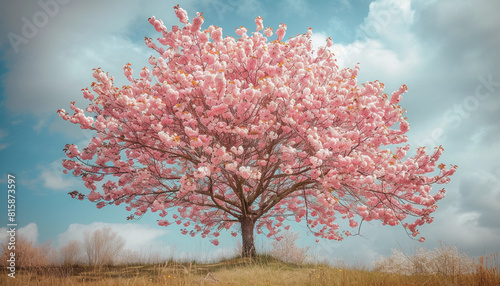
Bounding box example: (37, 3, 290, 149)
(0, 0, 499, 266)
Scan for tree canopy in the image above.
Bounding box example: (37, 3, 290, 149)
(59, 5, 456, 257)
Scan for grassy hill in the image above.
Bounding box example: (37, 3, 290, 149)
(1, 253, 498, 285)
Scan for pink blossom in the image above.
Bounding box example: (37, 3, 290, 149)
(152, 200, 165, 211)
(67, 144, 80, 158)
(174, 5, 189, 24)
(390, 84, 408, 105)
(208, 103, 228, 117)
(149, 16, 166, 32)
(215, 72, 226, 96)
(191, 12, 204, 32)
(326, 37, 333, 47)
(255, 16, 263, 32)
(399, 121, 410, 133)
(349, 219, 358, 228)
(158, 220, 171, 226)
(239, 166, 252, 180)
(211, 27, 223, 42)
(194, 166, 210, 178)
(87, 191, 101, 202)
(235, 26, 248, 36)
(264, 27, 273, 37)
(276, 23, 287, 41)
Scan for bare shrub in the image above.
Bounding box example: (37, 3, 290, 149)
(84, 227, 125, 266)
(59, 240, 84, 266)
(373, 243, 475, 275)
(270, 231, 310, 264)
(373, 248, 414, 275)
(1, 236, 56, 268)
(432, 243, 474, 275)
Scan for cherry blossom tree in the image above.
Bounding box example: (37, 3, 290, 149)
(58, 6, 457, 258)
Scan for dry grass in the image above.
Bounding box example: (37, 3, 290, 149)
(1, 254, 498, 286)
(1, 236, 498, 285)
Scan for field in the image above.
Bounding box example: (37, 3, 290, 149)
(1, 254, 499, 286)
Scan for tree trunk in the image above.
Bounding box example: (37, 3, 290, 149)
(240, 216, 256, 258)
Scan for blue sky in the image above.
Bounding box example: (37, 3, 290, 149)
(1, 0, 499, 265)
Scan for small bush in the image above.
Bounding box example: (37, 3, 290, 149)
(83, 227, 125, 266)
(1, 236, 56, 269)
(373, 243, 475, 275)
(59, 240, 84, 266)
(269, 231, 310, 265)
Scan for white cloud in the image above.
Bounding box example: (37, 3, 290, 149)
(57, 222, 169, 253)
(311, 31, 419, 84)
(332, 39, 419, 83)
(19, 223, 39, 243)
(328, 0, 420, 88)
(424, 201, 500, 254)
(38, 165, 79, 191)
(0, 223, 39, 245)
(358, 0, 414, 42)
(27, 158, 83, 192)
